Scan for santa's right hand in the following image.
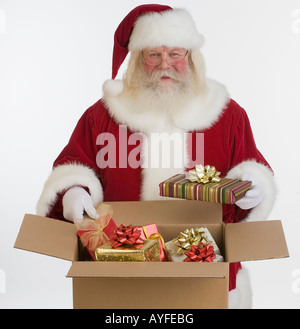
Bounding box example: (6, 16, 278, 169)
(62, 186, 98, 224)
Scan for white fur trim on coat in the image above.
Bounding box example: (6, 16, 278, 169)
(226, 160, 276, 221)
(36, 163, 103, 217)
(129, 8, 204, 51)
(139, 129, 188, 201)
(102, 78, 229, 133)
(229, 266, 253, 309)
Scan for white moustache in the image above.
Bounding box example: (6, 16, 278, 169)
(150, 69, 183, 82)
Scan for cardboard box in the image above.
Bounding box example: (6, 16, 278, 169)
(14, 200, 289, 309)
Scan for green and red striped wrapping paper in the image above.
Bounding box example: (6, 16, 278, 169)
(159, 174, 252, 204)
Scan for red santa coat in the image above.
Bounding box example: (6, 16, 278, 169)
(36, 78, 276, 291)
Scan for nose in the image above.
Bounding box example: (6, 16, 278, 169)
(158, 52, 172, 70)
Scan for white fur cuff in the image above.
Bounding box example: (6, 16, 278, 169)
(36, 163, 103, 217)
(226, 160, 276, 221)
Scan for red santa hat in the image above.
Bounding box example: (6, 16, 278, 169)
(112, 4, 204, 79)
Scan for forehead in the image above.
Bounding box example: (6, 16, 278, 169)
(144, 46, 187, 53)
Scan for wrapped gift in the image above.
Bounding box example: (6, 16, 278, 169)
(95, 239, 160, 262)
(95, 224, 161, 262)
(165, 227, 224, 262)
(136, 224, 166, 261)
(76, 204, 118, 261)
(159, 165, 251, 204)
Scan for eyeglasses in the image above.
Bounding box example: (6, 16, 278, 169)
(142, 48, 189, 66)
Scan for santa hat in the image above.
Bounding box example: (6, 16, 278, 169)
(112, 4, 204, 79)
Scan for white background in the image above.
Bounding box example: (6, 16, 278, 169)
(0, 0, 300, 309)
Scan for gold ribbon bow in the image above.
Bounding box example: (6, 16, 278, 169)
(171, 228, 209, 255)
(142, 226, 166, 250)
(188, 164, 221, 184)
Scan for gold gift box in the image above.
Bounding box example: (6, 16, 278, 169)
(95, 239, 161, 262)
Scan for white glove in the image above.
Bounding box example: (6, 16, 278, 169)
(235, 173, 264, 210)
(62, 186, 98, 223)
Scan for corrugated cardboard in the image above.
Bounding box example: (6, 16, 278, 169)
(70, 263, 229, 309)
(14, 200, 289, 309)
(224, 220, 289, 262)
(14, 214, 78, 261)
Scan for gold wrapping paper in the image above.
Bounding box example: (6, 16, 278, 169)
(95, 239, 161, 262)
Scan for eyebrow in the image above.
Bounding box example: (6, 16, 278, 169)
(147, 48, 185, 53)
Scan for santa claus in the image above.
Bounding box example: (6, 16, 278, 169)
(36, 4, 276, 308)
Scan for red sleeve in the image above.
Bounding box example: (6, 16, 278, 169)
(230, 104, 271, 171)
(46, 107, 100, 220)
(223, 102, 273, 223)
(54, 108, 99, 171)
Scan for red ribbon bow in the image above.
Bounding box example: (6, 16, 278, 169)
(110, 224, 144, 248)
(183, 242, 216, 262)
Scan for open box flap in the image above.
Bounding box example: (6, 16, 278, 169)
(224, 220, 289, 263)
(67, 261, 228, 278)
(14, 214, 78, 261)
(100, 200, 222, 225)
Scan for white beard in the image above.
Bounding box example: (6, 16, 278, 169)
(124, 65, 197, 120)
(139, 66, 193, 95)
(102, 65, 229, 134)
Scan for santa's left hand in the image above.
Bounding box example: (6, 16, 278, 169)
(235, 173, 264, 209)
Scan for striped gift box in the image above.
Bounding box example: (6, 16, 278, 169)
(159, 174, 252, 204)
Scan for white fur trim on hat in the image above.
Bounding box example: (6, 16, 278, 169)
(36, 163, 103, 217)
(128, 8, 204, 51)
(226, 160, 277, 221)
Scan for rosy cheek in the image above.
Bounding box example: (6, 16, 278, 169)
(143, 62, 155, 76)
(174, 60, 189, 74)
